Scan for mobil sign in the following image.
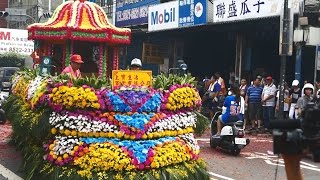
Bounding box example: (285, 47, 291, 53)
(148, 1, 179, 32)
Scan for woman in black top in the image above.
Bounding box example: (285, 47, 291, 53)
(289, 80, 301, 119)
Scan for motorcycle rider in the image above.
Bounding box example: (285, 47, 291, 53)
(296, 83, 314, 118)
(214, 85, 245, 136)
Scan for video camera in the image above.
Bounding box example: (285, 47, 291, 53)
(270, 102, 320, 162)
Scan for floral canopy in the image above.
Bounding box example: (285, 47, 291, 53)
(27, 0, 131, 44)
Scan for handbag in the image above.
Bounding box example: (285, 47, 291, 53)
(284, 97, 291, 104)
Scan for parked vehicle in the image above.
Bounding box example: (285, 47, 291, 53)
(209, 107, 250, 156)
(0, 67, 19, 92)
(0, 92, 8, 124)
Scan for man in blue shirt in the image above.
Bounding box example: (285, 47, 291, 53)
(245, 76, 263, 132)
(214, 86, 244, 136)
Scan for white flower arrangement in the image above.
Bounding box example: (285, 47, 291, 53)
(147, 112, 196, 133)
(49, 112, 119, 133)
(178, 133, 200, 152)
(27, 76, 45, 100)
(52, 136, 80, 155)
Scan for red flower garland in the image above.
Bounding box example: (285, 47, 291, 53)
(113, 47, 118, 70)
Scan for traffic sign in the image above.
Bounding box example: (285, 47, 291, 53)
(0, 11, 8, 17)
(4, 8, 27, 22)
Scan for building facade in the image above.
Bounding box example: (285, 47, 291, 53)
(115, 0, 320, 85)
(7, 0, 114, 29)
(0, 0, 8, 28)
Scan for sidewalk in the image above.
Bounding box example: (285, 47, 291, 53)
(0, 122, 24, 180)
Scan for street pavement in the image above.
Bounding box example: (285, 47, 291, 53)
(197, 129, 320, 180)
(0, 122, 320, 180)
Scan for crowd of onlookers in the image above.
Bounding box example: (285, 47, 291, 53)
(199, 73, 320, 133)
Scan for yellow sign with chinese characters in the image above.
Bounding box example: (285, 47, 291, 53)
(112, 70, 152, 88)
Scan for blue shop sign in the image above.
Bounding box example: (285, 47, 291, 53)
(179, 0, 207, 27)
(116, 0, 160, 27)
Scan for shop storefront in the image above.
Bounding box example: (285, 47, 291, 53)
(116, 0, 301, 84)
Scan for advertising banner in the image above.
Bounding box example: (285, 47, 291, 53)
(116, 0, 160, 27)
(179, 0, 207, 27)
(112, 70, 152, 87)
(213, 0, 301, 23)
(0, 28, 34, 56)
(148, 1, 179, 32)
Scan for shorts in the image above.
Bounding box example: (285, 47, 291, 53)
(248, 103, 263, 120)
(219, 114, 242, 124)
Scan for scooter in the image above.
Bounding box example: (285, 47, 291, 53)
(209, 107, 250, 156)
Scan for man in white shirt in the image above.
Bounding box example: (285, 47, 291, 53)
(261, 76, 277, 130)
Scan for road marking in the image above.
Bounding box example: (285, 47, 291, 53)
(300, 161, 318, 168)
(208, 171, 235, 180)
(244, 152, 320, 172)
(0, 163, 23, 180)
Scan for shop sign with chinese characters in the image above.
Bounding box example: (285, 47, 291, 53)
(0, 28, 34, 55)
(179, 0, 207, 27)
(116, 0, 160, 27)
(213, 0, 300, 23)
(112, 70, 152, 88)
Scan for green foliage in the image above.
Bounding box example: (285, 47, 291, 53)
(0, 52, 26, 68)
(3, 95, 51, 180)
(39, 72, 111, 89)
(194, 111, 210, 137)
(153, 73, 196, 90)
(72, 73, 112, 89)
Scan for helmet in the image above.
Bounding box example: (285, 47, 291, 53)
(302, 83, 314, 95)
(303, 83, 314, 90)
(292, 80, 299, 86)
(131, 58, 142, 67)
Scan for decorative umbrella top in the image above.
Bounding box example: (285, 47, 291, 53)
(28, 0, 131, 44)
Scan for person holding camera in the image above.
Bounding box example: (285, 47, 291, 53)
(281, 82, 314, 180)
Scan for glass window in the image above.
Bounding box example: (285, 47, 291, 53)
(5, 70, 16, 77)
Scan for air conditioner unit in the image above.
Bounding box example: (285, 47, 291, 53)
(306, 27, 320, 46)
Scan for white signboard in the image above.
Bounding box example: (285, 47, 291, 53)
(148, 1, 179, 32)
(0, 28, 34, 56)
(213, 0, 301, 23)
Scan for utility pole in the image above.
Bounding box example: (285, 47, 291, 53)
(295, 1, 305, 83)
(278, 0, 290, 119)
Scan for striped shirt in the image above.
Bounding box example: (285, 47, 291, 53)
(246, 85, 263, 103)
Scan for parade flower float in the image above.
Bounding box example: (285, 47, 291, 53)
(5, 0, 210, 179)
(4, 70, 209, 180)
